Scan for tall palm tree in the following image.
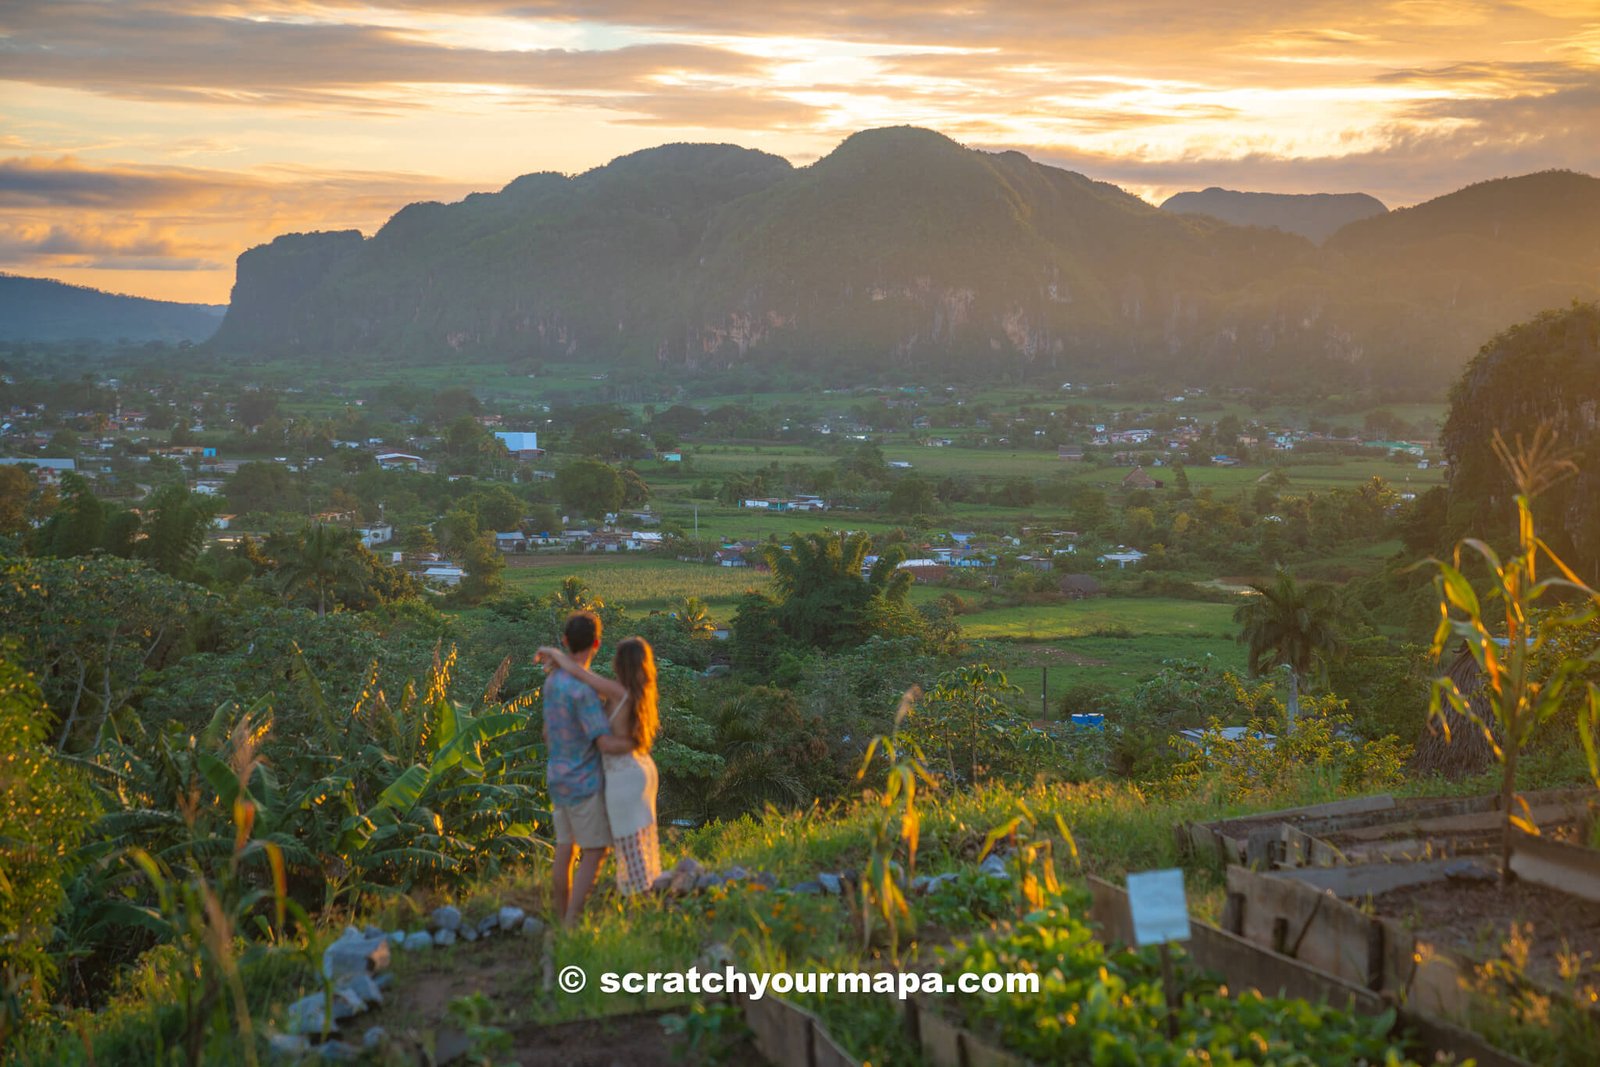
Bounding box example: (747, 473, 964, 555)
(1233, 570, 1345, 730)
(276, 524, 368, 618)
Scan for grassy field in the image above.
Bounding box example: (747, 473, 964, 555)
(949, 596, 1247, 704)
(500, 555, 768, 618)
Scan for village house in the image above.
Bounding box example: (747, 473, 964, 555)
(1057, 445, 1085, 461)
(1099, 546, 1147, 569)
(1121, 466, 1164, 490)
(0, 457, 75, 487)
(493, 431, 543, 460)
(376, 452, 424, 471)
(357, 523, 393, 549)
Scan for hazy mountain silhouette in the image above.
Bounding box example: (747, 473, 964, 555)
(1, 274, 224, 343)
(211, 129, 1600, 389)
(1159, 187, 1387, 242)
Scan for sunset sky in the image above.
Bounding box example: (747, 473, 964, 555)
(2, 1, 1597, 304)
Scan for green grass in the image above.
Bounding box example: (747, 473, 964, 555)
(956, 597, 1238, 641)
(500, 556, 768, 619)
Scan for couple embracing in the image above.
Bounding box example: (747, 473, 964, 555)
(537, 610, 662, 925)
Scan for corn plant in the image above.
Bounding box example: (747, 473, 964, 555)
(855, 688, 936, 963)
(120, 711, 300, 1067)
(1427, 426, 1600, 882)
(979, 801, 1079, 920)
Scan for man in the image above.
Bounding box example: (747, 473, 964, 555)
(540, 610, 613, 925)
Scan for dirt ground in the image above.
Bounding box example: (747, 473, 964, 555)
(1369, 876, 1600, 987)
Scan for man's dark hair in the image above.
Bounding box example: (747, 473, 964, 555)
(563, 611, 601, 653)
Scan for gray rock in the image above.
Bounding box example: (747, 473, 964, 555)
(268, 1032, 311, 1057)
(322, 929, 391, 981)
(911, 875, 931, 894)
(430, 905, 462, 932)
(461, 926, 478, 942)
(724, 865, 749, 882)
(980, 853, 1010, 880)
(341, 974, 383, 1009)
(926, 872, 961, 894)
(362, 925, 384, 940)
(818, 872, 842, 896)
(477, 914, 500, 936)
(695, 872, 726, 891)
(498, 905, 526, 930)
(331, 988, 365, 1021)
(402, 931, 433, 952)
(284, 994, 335, 1036)
(432, 928, 457, 948)
(316, 1041, 360, 1062)
(387, 930, 405, 945)
(667, 857, 703, 894)
(793, 880, 822, 895)
(362, 1026, 387, 1050)
(650, 872, 674, 893)
(374, 973, 393, 991)
(752, 871, 778, 889)
(519, 916, 543, 937)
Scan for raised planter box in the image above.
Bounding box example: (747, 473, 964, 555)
(1222, 853, 1600, 1045)
(1090, 876, 1533, 1067)
(739, 992, 860, 1067)
(1180, 787, 1596, 871)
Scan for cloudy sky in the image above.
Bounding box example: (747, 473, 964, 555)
(3, 0, 1597, 303)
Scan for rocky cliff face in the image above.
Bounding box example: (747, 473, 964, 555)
(211, 131, 1600, 389)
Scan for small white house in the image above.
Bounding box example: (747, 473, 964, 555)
(357, 523, 393, 549)
(423, 565, 464, 586)
(1098, 547, 1147, 569)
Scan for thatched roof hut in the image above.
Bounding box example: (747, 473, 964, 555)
(1412, 643, 1498, 778)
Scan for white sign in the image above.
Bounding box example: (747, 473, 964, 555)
(1126, 868, 1191, 947)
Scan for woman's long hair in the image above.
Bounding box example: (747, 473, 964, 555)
(612, 636, 659, 752)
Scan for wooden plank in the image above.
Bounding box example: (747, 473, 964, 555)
(913, 994, 1029, 1067)
(1508, 827, 1600, 903)
(1225, 867, 1380, 986)
(1095, 877, 1378, 1011)
(1269, 857, 1490, 898)
(811, 1023, 860, 1067)
(1401, 1011, 1536, 1067)
(1334, 801, 1587, 843)
(743, 995, 806, 1067)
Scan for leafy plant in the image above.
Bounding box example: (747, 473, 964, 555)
(978, 800, 1078, 920)
(940, 907, 1416, 1066)
(855, 688, 936, 963)
(660, 1000, 750, 1063)
(1426, 426, 1600, 880)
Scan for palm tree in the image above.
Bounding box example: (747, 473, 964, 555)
(1233, 570, 1344, 730)
(761, 531, 910, 649)
(678, 595, 715, 634)
(550, 576, 603, 612)
(276, 524, 368, 618)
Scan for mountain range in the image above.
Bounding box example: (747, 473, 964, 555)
(1, 274, 225, 344)
(1158, 188, 1388, 242)
(196, 127, 1600, 389)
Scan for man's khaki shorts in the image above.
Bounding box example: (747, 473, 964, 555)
(553, 791, 612, 849)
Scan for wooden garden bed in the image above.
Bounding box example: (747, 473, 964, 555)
(1221, 835, 1600, 1032)
(1180, 787, 1596, 870)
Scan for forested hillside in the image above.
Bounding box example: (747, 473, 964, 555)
(1437, 301, 1600, 582)
(0, 275, 224, 343)
(210, 129, 1600, 391)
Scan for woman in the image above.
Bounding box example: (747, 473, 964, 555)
(535, 636, 662, 895)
